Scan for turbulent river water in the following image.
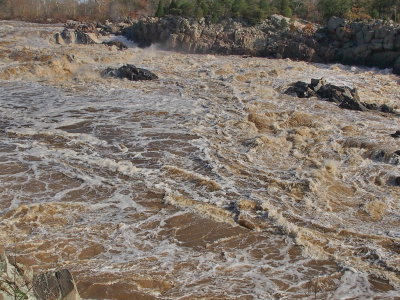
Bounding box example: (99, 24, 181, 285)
(0, 21, 399, 299)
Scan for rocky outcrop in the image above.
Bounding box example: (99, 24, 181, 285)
(285, 78, 396, 113)
(122, 15, 400, 74)
(317, 17, 400, 73)
(122, 15, 319, 61)
(102, 64, 158, 81)
(0, 251, 80, 300)
(55, 28, 101, 45)
(55, 20, 133, 45)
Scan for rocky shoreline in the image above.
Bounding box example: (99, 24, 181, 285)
(121, 15, 400, 75)
(54, 15, 400, 75)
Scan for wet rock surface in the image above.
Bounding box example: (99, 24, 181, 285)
(391, 130, 400, 138)
(33, 269, 80, 300)
(102, 64, 158, 81)
(1, 251, 80, 300)
(285, 78, 396, 113)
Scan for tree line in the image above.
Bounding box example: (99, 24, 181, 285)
(0, 0, 399, 23)
(0, 0, 152, 22)
(155, 0, 400, 24)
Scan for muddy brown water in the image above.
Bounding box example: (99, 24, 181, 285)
(0, 21, 399, 299)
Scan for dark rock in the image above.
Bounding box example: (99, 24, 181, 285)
(363, 102, 379, 110)
(33, 269, 80, 300)
(282, 41, 317, 61)
(103, 40, 128, 50)
(327, 17, 345, 33)
(393, 57, 400, 74)
(395, 176, 400, 186)
(339, 92, 367, 111)
(285, 81, 314, 98)
(310, 78, 326, 92)
(390, 130, 400, 138)
(76, 30, 100, 44)
(317, 84, 359, 104)
(285, 78, 376, 112)
(380, 104, 395, 113)
(365, 51, 400, 68)
(102, 64, 158, 81)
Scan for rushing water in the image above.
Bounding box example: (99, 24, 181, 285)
(0, 21, 399, 299)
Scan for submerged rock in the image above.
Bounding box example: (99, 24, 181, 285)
(102, 40, 128, 50)
(285, 78, 396, 113)
(102, 64, 158, 81)
(390, 130, 400, 138)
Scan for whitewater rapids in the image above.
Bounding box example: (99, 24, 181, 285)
(0, 21, 399, 299)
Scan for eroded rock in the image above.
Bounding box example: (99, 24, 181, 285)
(55, 28, 100, 45)
(121, 15, 400, 74)
(33, 269, 80, 300)
(1, 252, 80, 300)
(102, 64, 158, 81)
(285, 78, 395, 113)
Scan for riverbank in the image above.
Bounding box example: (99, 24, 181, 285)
(120, 15, 400, 74)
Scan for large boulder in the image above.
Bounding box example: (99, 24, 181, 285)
(33, 269, 81, 300)
(102, 64, 158, 81)
(1, 251, 80, 300)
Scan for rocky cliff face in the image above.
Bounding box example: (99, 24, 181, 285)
(317, 17, 400, 73)
(122, 15, 400, 74)
(123, 15, 319, 62)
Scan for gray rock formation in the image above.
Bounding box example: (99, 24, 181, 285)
(55, 20, 134, 45)
(317, 17, 400, 73)
(33, 269, 80, 300)
(55, 28, 100, 45)
(122, 15, 400, 74)
(0, 251, 80, 300)
(122, 15, 318, 61)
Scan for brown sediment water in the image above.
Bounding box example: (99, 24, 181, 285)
(0, 20, 399, 299)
